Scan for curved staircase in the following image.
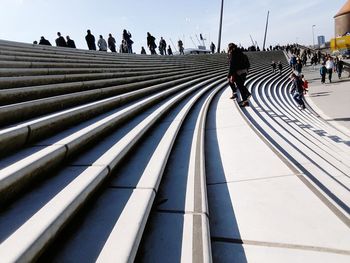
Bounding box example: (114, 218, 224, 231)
(0, 39, 349, 263)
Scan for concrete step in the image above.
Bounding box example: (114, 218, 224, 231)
(0, 67, 225, 123)
(242, 63, 350, 224)
(1, 40, 348, 262)
(0, 75, 222, 262)
(0, 64, 221, 99)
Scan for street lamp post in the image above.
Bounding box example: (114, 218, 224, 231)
(312, 25, 316, 49)
(217, 0, 224, 53)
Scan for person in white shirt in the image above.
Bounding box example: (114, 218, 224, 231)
(325, 57, 335, 83)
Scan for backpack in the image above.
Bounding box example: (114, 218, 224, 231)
(238, 53, 250, 70)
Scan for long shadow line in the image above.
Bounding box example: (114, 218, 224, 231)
(239, 90, 350, 225)
(205, 86, 248, 263)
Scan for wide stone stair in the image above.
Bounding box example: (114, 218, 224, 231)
(0, 40, 349, 262)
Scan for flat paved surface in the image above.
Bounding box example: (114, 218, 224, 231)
(207, 88, 350, 262)
(303, 64, 350, 135)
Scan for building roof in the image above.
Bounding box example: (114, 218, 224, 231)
(334, 0, 350, 17)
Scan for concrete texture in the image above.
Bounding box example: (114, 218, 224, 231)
(206, 87, 350, 262)
(1, 39, 349, 262)
(303, 64, 350, 135)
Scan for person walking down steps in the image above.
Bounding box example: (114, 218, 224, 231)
(85, 30, 96, 51)
(227, 43, 251, 107)
(290, 73, 306, 110)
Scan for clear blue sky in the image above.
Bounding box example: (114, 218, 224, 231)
(0, 0, 346, 53)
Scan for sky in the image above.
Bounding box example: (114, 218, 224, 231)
(0, 0, 347, 53)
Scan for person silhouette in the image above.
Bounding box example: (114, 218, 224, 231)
(66, 36, 76, 48)
(167, 45, 173, 55)
(147, 32, 157, 55)
(122, 29, 133, 53)
(108, 33, 116, 52)
(85, 30, 96, 50)
(178, 40, 184, 55)
(55, 32, 67, 47)
(39, 36, 51, 46)
(210, 42, 216, 54)
(159, 37, 167, 55)
(141, 46, 146, 54)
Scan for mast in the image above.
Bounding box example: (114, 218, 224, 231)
(262, 10, 270, 50)
(217, 0, 224, 53)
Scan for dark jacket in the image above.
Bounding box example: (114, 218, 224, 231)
(108, 37, 116, 48)
(56, 36, 67, 47)
(320, 65, 327, 75)
(67, 39, 76, 48)
(147, 35, 156, 48)
(337, 60, 344, 71)
(39, 38, 51, 46)
(85, 33, 96, 50)
(123, 31, 133, 45)
(228, 49, 249, 77)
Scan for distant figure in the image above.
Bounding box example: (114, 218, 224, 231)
(210, 42, 216, 54)
(66, 36, 76, 48)
(120, 39, 128, 53)
(178, 40, 184, 55)
(277, 61, 283, 74)
(39, 36, 51, 46)
(336, 57, 344, 78)
(33, 41, 38, 45)
(123, 29, 133, 53)
(108, 33, 116, 52)
(85, 30, 96, 50)
(97, 35, 108, 51)
(271, 61, 276, 73)
(320, 62, 327, 84)
(311, 53, 318, 65)
(147, 32, 157, 55)
(159, 37, 167, 55)
(325, 57, 334, 83)
(55, 32, 67, 47)
(141, 46, 146, 54)
(167, 45, 173, 55)
(290, 73, 305, 110)
(295, 58, 303, 74)
(289, 55, 297, 70)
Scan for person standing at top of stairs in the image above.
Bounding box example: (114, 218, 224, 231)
(66, 36, 76, 48)
(122, 29, 133, 54)
(39, 36, 51, 46)
(97, 35, 108, 52)
(85, 29, 96, 51)
(55, 32, 67, 47)
(108, 33, 116, 52)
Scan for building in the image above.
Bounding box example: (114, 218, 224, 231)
(317, 36, 326, 47)
(334, 0, 350, 36)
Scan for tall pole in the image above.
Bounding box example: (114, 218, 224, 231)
(262, 10, 269, 51)
(312, 25, 316, 49)
(217, 0, 224, 53)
